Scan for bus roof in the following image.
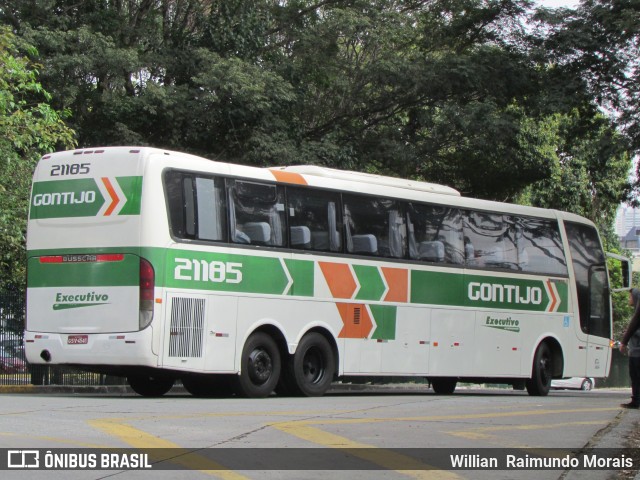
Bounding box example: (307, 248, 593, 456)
(272, 165, 461, 197)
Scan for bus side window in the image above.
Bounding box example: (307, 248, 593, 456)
(407, 203, 463, 264)
(286, 188, 342, 252)
(343, 195, 404, 258)
(164, 170, 198, 240)
(517, 217, 567, 276)
(228, 180, 286, 247)
(194, 177, 226, 242)
(463, 212, 518, 269)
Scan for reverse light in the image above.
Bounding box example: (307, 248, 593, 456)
(139, 258, 155, 330)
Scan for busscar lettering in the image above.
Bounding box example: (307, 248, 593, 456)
(468, 282, 542, 305)
(174, 258, 243, 284)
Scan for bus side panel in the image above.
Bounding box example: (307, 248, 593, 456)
(160, 290, 239, 373)
(380, 306, 429, 375)
(473, 310, 522, 376)
(428, 309, 475, 376)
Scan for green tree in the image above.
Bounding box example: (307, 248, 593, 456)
(0, 27, 76, 291)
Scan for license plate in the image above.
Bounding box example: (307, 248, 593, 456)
(67, 335, 88, 345)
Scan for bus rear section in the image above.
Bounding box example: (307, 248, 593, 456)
(24, 148, 156, 374)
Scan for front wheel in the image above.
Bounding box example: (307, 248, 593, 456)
(127, 374, 174, 397)
(237, 332, 281, 398)
(526, 342, 553, 396)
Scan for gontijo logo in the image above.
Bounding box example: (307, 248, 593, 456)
(29, 176, 142, 219)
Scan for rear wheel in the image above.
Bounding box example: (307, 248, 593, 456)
(284, 333, 334, 397)
(430, 377, 457, 395)
(526, 342, 553, 396)
(236, 332, 281, 398)
(127, 374, 174, 397)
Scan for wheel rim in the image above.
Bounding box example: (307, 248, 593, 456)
(248, 348, 273, 385)
(302, 347, 325, 384)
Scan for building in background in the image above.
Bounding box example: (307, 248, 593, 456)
(617, 205, 640, 270)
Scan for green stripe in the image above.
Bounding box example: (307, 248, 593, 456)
(370, 305, 397, 340)
(29, 176, 142, 219)
(27, 246, 569, 313)
(27, 254, 140, 288)
(353, 265, 385, 301)
(285, 259, 314, 297)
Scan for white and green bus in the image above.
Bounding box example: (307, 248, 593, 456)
(25, 147, 627, 397)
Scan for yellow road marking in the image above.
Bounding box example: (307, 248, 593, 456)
(89, 420, 248, 480)
(446, 420, 607, 441)
(273, 421, 461, 479)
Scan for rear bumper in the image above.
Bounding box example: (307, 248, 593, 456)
(24, 327, 157, 368)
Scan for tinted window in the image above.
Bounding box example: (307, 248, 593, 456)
(566, 222, 609, 338)
(407, 204, 464, 264)
(228, 180, 286, 247)
(515, 217, 567, 276)
(287, 188, 342, 252)
(464, 212, 519, 270)
(343, 195, 406, 258)
(165, 171, 226, 242)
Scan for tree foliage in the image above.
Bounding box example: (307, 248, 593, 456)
(0, 27, 76, 291)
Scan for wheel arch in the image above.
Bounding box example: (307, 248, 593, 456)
(534, 336, 564, 378)
(295, 326, 340, 377)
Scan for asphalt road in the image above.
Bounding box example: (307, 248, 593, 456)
(0, 385, 638, 480)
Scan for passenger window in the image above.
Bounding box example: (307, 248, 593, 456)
(515, 217, 567, 276)
(287, 188, 342, 252)
(407, 204, 463, 264)
(343, 195, 406, 258)
(195, 177, 226, 241)
(228, 180, 286, 247)
(463, 212, 519, 270)
(164, 171, 226, 242)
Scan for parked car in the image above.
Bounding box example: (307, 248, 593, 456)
(551, 377, 595, 391)
(0, 346, 27, 374)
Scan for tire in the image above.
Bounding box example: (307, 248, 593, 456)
(182, 375, 234, 397)
(236, 332, 281, 398)
(287, 333, 335, 397)
(127, 374, 174, 397)
(581, 379, 593, 391)
(526, 342, 553, 396)
(430, 377, 457, 395)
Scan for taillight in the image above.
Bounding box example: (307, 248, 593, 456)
(139, 258, 154, 329)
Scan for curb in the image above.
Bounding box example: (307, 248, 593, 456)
(0, 382, 433, 395)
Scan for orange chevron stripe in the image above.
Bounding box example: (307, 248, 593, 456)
(381, 267, 408, 302)
(319, 262, 357, 299)
(269, 169, 308, 185)
(336, 303, 373, 338)
(546, 279, 558, 312)
(101, 177, 119, 216)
